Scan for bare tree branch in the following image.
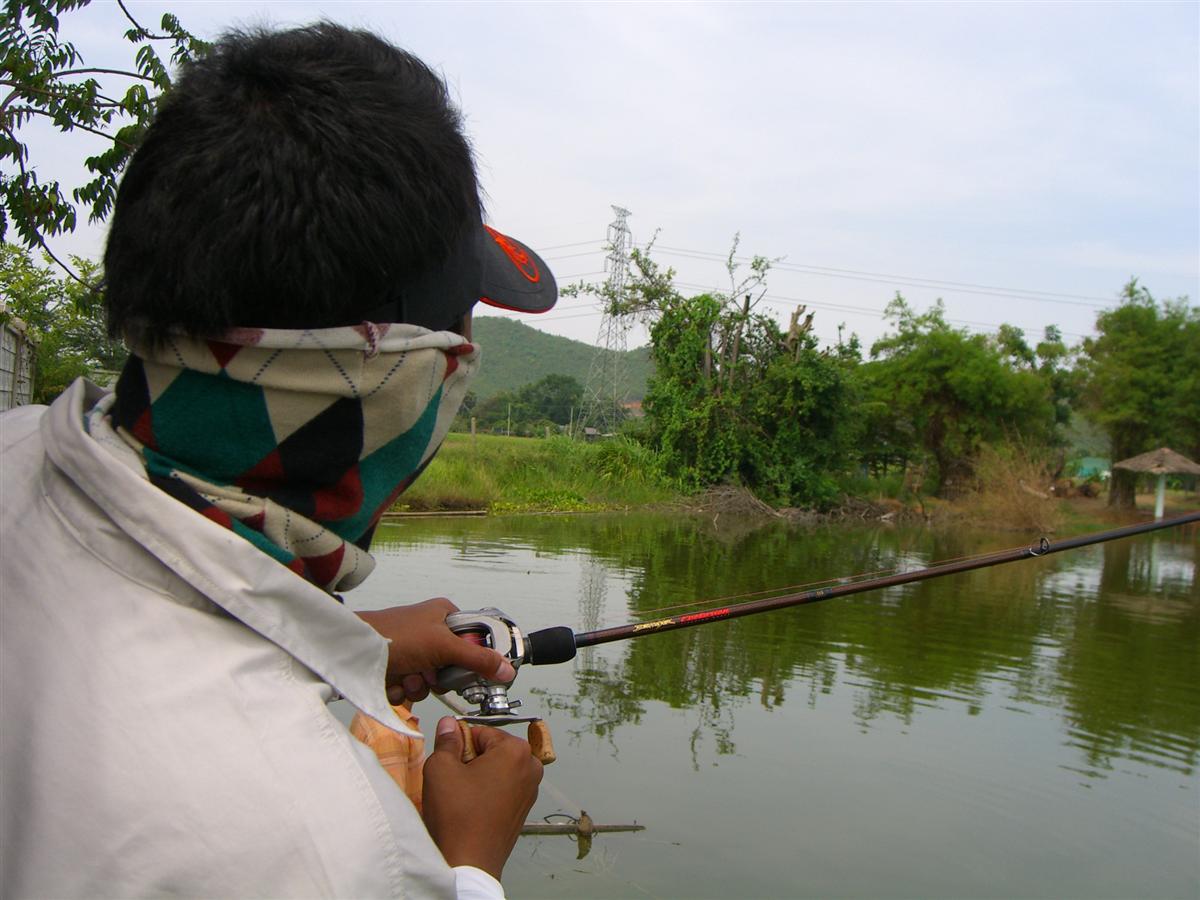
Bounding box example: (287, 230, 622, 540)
(36, 68, 155, 82)
(6, 84, 130, 109)
(116, 0, 170, 41)
(18, 108, 134, 148)
(37, 237, 97, 293)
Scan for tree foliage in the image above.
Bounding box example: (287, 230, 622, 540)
(499, 252, 1189, 515)
(1079, 279, 1200, 508)
(1, 0, 208, 278)
(0, 241, 125, 401)
(645, 291, 860, 506)
(575, 237, 858, 507)
(470, 373, 585, 435)
(567, 237, 1117, 507)
(861, 296, 1062, 496)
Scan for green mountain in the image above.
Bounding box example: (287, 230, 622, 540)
(469, 316, 653, 401)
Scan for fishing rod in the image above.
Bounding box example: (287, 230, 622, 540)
(574, 512, 1200, 647)
(435, 512, 1200, 724)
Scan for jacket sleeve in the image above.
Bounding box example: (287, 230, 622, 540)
(454, 866, 505, 899)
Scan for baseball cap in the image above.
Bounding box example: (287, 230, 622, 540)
(355, 220, 557, 331)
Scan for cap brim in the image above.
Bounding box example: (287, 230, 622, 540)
(351, 222, 556, 331)
(476, 225, 558, 315)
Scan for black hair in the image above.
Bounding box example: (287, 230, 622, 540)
(104, 23, 481, 339)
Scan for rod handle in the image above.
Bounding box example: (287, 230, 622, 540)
(458, 719, 556, 765)
(528, 720, 556, 765)
(458, 720, 477, 762)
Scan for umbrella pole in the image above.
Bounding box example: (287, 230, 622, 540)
(1155, 474, 1166, 521)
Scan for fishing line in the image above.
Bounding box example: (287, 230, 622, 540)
(566, 513, 1200, 649)
(623, 566, 905, 618)
(620, 538, 1076, 620)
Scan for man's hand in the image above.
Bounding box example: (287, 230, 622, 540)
(356, 599, 516, 704)
(422, 717, 543, 879)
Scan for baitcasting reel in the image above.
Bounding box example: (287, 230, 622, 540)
(435, 607, 576, 725)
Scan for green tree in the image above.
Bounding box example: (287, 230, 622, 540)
(994, 322, 1078, 431)
(472, 390, 518, 434)
(1032, 325, 1078, 430)
(517, 373, 583, 426)
(468, 375, 585, 436)
(863, 296, 1058, 496)
(596, 240, 856, 506)
(0, 241, 124, 401)
(1079, 279, 1200, 508)
(1, 0, 208, 279)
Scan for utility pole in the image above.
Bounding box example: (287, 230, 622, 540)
(578, 205, 632, 437)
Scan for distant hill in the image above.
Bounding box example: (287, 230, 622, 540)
(469, 316, 653, 401)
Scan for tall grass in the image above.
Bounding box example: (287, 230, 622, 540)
(836, 470, 908, 501)
(397, 434, 1084, 528)
(395, 433, 681, 513)
(964, 443, 1062, 532)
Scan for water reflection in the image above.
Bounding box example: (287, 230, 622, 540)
(364, 514, 1199, 897)
(577, 559, 608, 634)
(368, 514, 1198, 782)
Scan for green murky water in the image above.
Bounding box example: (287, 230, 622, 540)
(348, 513, 1199, 899)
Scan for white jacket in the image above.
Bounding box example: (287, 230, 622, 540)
(0, 380, 499, 899)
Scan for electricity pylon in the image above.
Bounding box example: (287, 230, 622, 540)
(578, 205, 632, 437)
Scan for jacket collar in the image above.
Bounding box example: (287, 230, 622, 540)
(41, 379, 414, 735)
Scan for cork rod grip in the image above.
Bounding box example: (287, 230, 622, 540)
(458, 720, 478, 762)
(527, 720, 556, 765)
(456, 720, 556, 765)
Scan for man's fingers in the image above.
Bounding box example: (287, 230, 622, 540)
(469, 722, 539, 765)
(442, 636, 517, 683)
(470, 728, 544, 785)
(467, 723, 511, 755)
(425, 597, 459, 617)
(431, 716, 463, 759)
(402, 673, 429, 701)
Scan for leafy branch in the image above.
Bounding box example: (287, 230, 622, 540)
(1, 0, 209, 285)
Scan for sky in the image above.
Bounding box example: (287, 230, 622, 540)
(16, 0, 1200, 352)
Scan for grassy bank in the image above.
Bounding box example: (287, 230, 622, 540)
(1053, 490, 1200, 531)
(395, 434, 1199, 527)
(394, 433, 681, 513)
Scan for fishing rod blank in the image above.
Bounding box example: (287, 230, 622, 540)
(563, 512, 1200, 650)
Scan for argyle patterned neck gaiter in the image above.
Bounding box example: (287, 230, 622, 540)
(109, 322, 479, 594)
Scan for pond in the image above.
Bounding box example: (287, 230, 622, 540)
(344, 513, 1199, 899)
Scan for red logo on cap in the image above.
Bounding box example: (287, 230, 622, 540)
(485, 225, 540, 283)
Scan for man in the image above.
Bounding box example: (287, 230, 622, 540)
(0, 22, 557, 899)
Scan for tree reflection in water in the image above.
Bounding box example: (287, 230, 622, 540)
(371, 513, 1198, 777)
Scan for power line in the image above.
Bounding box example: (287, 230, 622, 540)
(530, 277, 1091, 339)
(490, 283, 1087, 343)
(489, 293, 1090, 344)
(541, 249, 605, 263)
(673, 280, 1088, 340)
(535, 233, 1121, 309)
(531, 230, 1106, 339)
(642, 244, 1117, 308)
(522, 307, 608, 324)
(533, 239, 605, 253)
(769, 262, 1113, 305)
(553, 270, 607, 280)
